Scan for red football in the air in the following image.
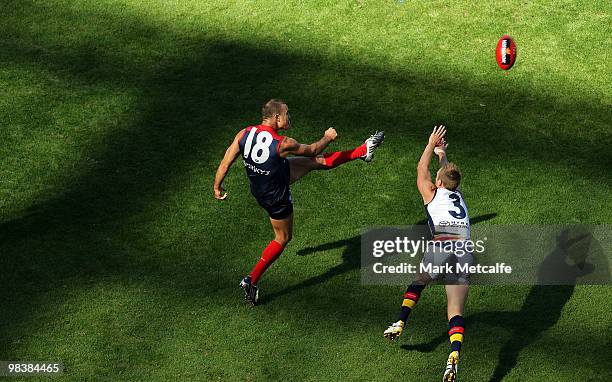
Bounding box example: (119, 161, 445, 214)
(496, 35, 517, 70)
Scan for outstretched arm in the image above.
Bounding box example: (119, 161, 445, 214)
(417, 125, 446, 204)
(435, 139, 460, 192)
(279, 127, 337, 157)
(435, 139, 449, 167)
(213, 129, 244, 200)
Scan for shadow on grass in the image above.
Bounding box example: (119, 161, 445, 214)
(0, 0, 609, 378)
(401, 228, 606, 382)
(261, 213, 497, 305)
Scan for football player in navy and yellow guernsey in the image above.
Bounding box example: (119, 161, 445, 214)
(213, 99, 384, 305)
(383, 125, 470, 382)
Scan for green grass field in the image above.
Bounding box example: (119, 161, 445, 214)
(1, 0, 611, 380)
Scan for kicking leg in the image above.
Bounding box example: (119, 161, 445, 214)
(288, 131, 385, 183)
(289, 156, 326, 183)
(288, 147, 363, 184)
(240, 214, 293, 305)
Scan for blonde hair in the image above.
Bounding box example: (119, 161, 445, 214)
(439, 163, 461, 191)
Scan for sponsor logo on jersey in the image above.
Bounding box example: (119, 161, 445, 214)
(243, 160, 270, 175)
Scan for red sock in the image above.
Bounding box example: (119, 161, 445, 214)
(322, 144, 366, 168)
(249, 240, 284, 284)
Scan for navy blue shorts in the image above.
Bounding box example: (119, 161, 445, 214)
(256, 192, 293, 220)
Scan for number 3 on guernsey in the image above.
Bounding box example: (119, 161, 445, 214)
(243, 128, 273, 164)
(448, 193, 466, 219)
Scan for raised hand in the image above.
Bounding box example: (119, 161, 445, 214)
(434, 138, 448, 157)
(428, 125, 446, 147)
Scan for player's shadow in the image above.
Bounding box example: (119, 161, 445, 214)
(260, 213, 497, 305)
(401, 227, 607, 382)
(258, 236, 361, 305)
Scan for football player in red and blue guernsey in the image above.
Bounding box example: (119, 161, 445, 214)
(213, 99, 384, 305)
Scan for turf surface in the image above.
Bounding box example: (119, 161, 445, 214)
(0, 0, 610, 381)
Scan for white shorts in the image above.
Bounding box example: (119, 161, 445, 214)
(421, 241, 474, 284)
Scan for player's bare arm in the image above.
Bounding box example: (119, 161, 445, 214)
(213, 129, 244, 200)
(279, 127, 337, 158)
(435, 139, 449, 167)
(434, 138, 461, 193)
(417, 125, 446, 204)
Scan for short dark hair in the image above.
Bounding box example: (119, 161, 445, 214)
(439, 163, 462, 191)
(262, 99, 286, 119)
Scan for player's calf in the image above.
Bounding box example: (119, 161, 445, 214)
(441, 315, 465, 381)
(383, 282, 425, 340)
(448, 315, 465, 354)
(240, 239, 286, 305)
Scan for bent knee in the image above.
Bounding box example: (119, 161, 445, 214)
(314, 155, 327, 167)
